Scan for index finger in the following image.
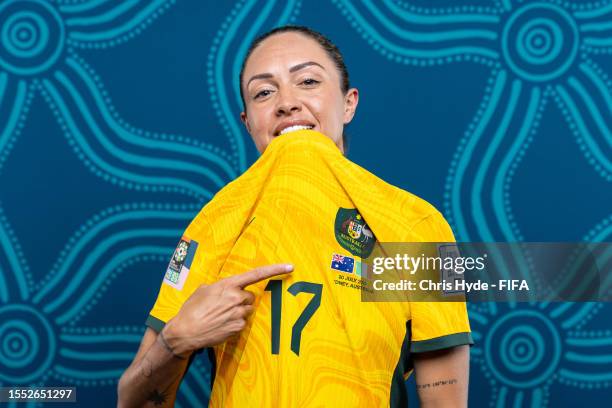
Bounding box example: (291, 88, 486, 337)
(223, 264, 294, 288)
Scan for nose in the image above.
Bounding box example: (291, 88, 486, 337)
(275, 89, 301, 116)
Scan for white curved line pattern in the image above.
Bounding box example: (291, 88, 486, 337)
(31, 203, 198, 325)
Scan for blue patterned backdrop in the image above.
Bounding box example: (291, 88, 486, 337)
(0, 0, 611, 406)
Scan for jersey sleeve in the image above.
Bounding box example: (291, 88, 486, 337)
(408, 212, 474, 353)
(145, 214, 219, 332)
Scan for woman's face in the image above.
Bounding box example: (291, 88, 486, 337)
(240, 32, 359, 153)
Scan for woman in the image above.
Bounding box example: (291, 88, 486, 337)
(118, 26, 471, 407)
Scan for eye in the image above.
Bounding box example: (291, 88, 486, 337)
(301, 78, 320, 86)
(254, 89, 273, 100)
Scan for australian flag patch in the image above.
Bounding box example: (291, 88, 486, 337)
(164, 236, 198, 290)
(331, 253, 354, 273)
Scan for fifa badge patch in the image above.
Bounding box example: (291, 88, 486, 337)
(164, 236, 198, 290)
(438, 244, 464, 296)
(334, 208, 376, 257)
(331, 253, 355, 273)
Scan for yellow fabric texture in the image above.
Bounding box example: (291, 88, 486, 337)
(148, 130, 472, 407)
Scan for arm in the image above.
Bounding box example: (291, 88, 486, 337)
(117, 326, 190, 407)
(117, 264, 294, 407)
(412, 345, 470, 408)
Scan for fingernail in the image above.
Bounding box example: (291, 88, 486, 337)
(284, 264, 294, 272)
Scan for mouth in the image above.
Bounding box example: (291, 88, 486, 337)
(274, 124, 315, 136)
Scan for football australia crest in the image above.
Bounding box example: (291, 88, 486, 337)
(334, 208, 376, 257)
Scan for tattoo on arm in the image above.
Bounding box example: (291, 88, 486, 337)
(144, 370, 183, 406)
(146, 389, 168, 406)
(140, 357, 153, 378)
(136, 342, 186, 406)
(416, 378, 458, 390)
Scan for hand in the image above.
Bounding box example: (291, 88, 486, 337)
(162, 264, 294, 357)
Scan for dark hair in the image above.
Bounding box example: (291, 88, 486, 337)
(239, 25, 351, 150)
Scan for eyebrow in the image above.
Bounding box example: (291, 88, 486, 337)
(246, 61, 325, 89)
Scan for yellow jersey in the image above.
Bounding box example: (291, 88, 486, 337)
(147, 130, 472, 407)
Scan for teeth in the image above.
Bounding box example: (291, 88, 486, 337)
(279, 125, 313, 135)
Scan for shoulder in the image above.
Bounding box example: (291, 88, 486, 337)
(389, 187, 455, 242)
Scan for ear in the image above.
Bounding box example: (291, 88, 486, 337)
(240, 111, 251, 133)
(343, 88, 359, 125)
